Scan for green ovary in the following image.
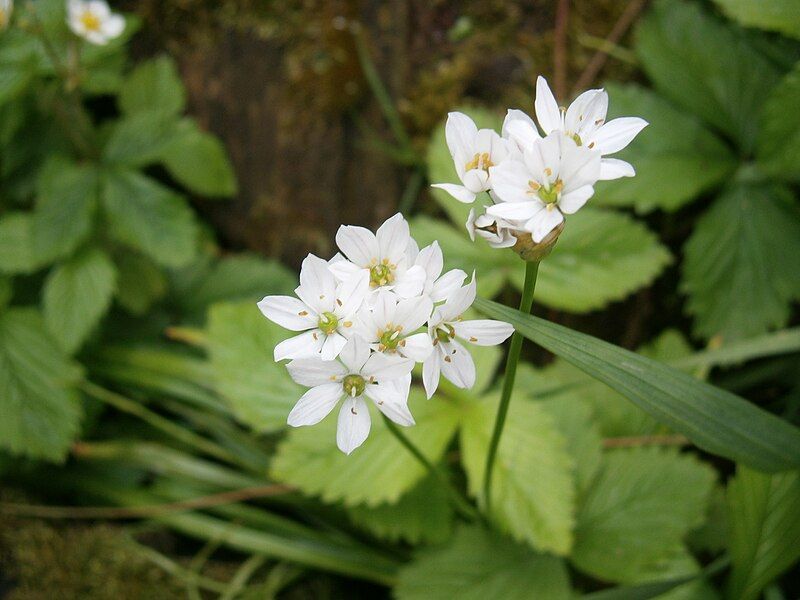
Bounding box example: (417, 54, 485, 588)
(317, 311, 339, 334)
(342, 374, 366, 397)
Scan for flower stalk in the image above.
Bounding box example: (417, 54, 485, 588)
(482, 259, 540, 510)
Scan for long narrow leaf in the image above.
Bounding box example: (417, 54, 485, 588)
(474, 298, 800, 472)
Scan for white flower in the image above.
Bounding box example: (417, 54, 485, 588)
(466, 207, 518, 249)
(258, 254, 369, 361)
(487, 132, 600, 243)
(355, 291, 434, 362)
(410, 241, 467, 303)
(432, 111, 512, 203)
(286, 336, 415, 454)
(67, 0, 125, 45)
(505, 76, 647, 181)
(0, 0, 13, 30)
(422, 276, 514, 398)
(329, 213, 426, 299)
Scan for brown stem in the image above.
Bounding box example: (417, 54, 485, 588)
(553, 0, 571, 99)
(602, 434, 690, 449)
(572, 0, 647, 94)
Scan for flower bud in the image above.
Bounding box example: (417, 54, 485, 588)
(511, 221, 565, 262)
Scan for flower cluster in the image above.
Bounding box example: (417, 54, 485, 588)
(258, 214, 514, 454)
(434, 76, 648, 247)
(67, 0, 124, 45)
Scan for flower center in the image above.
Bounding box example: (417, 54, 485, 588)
(537, 179, 563, 205)
(369, 261, 395, 288)
(435, 324, 456, 344)
(342, 374, 366, 397)
(317, 311, 339, 334)
(378, 326, 403, 351)
(80, 10, 101, 31)
(465, 152, 494, 172)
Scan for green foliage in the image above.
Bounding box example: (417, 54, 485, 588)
(475, 297, 800, 472)
(460, 394, 575, 555)
(395, 526, 572, 600)
(112, 252, 167, 316)
(571, 447, 715, 583)
(118, 54, 186, 117)
(207, 301, 301, 432)
(758, 61, 800, 180)
(347, 474, 454, 545)
(102, 109, 178, 167)
(271, 390, 461, 506)
(0, 212, 40, 274)
(712, 0, 800, 39)
(682, 185, 800, 341)
(0, 309, 82, 461)
(727, 466, 800, 600)
(42, 247, 117, 353)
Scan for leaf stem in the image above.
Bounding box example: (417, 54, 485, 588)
(482, 260, 540, 511)
(380, 414, 479, 522)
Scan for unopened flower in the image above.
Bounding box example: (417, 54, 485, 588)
(432, 112, 511, 203)
(356, 291, 433, 362)
(258, 254, 368, 361)
(0, 0, 13, 30)
(466, 208, 517, 249)
(488, 132, 601, 242)
(423, 276, 514, 398)
(330, 213, 426, 299)
(67, 0, 124, 45)
(286, 336, 415, 454)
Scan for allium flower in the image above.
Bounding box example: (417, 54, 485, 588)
(67, 0, 125, 45)
(423, 276, 514, 398)
(411, 241, 467, 303)
(0, 0, 13, 30)
(355, 291, 433, 362)
(330, 213, 426, 299)
(508, 76, 648, 180)
(432, 112, 512, 203)
(286, 337, 415, 454)
(258, 254, 369, 361)
(487, 132, 601, 243)
(466, 208, 517, 249)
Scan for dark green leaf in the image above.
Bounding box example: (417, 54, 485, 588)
(0, 212, 40, 274)
(102, 110, 178, 167)
(118, 55, 186, 117)
(757, 61, 800, 181)
(474, 297, 800, 472)
(713, 0, 800, 39)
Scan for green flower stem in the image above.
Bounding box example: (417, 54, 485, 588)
(482, 260, 540, 511)
(380, 414, 480, 522)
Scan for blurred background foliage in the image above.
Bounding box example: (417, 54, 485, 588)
(1, 0, 799, 598)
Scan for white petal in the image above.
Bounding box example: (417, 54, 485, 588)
(453, 319, 514, 346)
(336, 225, 378, 267)
(287, 383, 342, 427)
(559, 141, 601, 192)
(88, 1, 111, 18)
(298, 254, 337, 313)
(257, 296, 316, 331)
(394, 295, 433, 332)
(445, 111, 478, 165)
(599, 157, 635, 180)
(502, 109, 540, 149)
(590, 117, 648, 154)
(336, 335, 369, 371)
(439, 339, 476, 389)
(558, 184, 594, 214)
(431, 183, 476, 204)
(422, 351, 442, 399)
(320, 332, 348, 360)
(431, 269, 467, 303)
(438, 276, 477, 322)
(486, 200, 540, 221)
(525, 208, 564, 244)
(287, 358, 347, 387)
(334, 270, 370, 318)
(392, 264, 426, 299)
(462, 169, 490, 194)
(328, 259, 363, 282)
(535, 76, 562, 135)
(564, 89, 605, 136)
(365, 384, 415, 426)
(376, 213, 410, 263)
(523, 133, 562, 184)
(415, 241, 443, 282)
(398, 332, 433, 362)
(337, 397, 371, 455)
(101, 13, 125, 38)
(274, 330, 325, 361)
(361, 352, 414, 381)
(489, 160, 536, 205)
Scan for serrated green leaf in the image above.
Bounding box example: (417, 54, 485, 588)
(159, 119, 237, 197)
(713, 0, 800, 39)
(0, 212, 40, 274)
(43, 247, 117, 354)
(460, 394, 575, 555)
(595, 84, 736, 213)
(32, 156, 98, 263)
(757, 61, 800, 181)
(625, 548, 721, 600)
(102, 169, 198, 268)
(635, 0, 781, 152)
(207, 301, 302, 433)
(270, 390, 461, 506)
(113, 252, 167, 316)
(347, 474, 454, 545)
(572, 448, 715, 583)
(727, 466, 800, 600)
(102, 109, 179, 167)
(119, 55, 186, 117)
(0, 308, 82, 461)
(395, 525, 572, 600)
(682, 184, 800, 341)
(474, 297, 800, 472)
